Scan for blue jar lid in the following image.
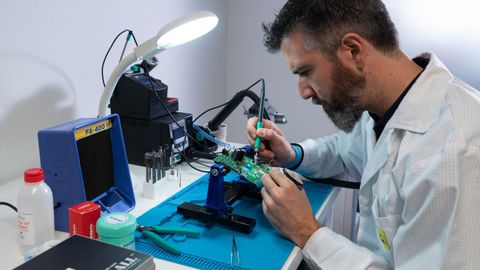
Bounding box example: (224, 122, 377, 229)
(96, 212, 136, 237)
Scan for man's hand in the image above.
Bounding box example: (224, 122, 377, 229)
(261, 168, 322, 248)
(246, 117, 295, 166)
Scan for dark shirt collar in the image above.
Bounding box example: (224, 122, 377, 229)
(369, 57, 429, 139)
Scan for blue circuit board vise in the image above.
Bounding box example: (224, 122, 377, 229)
(177, 146, 266, 233)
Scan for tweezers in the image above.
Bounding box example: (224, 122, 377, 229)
(231, 232, 240, 266)
(282, 168, 304, 190)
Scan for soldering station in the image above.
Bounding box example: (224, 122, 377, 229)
(109, 57, 193, 167)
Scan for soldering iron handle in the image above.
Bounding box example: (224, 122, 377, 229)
(254, 121, 263, 151)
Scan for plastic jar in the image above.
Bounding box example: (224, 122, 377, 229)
(17, 168, 55, 253)
(96, 212, 136, 249)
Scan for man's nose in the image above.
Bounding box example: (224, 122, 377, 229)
(298, 79, 314, 100)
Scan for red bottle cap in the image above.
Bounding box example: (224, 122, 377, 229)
(24, 168, 45, 183)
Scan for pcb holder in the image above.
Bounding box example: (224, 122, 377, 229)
(38, 114, 135, 231)
(177, 146, 266, 234)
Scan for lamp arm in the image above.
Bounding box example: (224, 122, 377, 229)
(133, 36, 165, 60)
(98, 52, 137, 117)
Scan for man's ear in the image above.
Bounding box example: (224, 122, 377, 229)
(336, 33, 366, 72)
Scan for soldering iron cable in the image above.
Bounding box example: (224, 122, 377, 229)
(192, 125, 231, 149)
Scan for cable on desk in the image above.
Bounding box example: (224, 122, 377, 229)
(0, 201, 18, 212)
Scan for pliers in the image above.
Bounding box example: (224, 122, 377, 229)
(137, 225, 201, 255)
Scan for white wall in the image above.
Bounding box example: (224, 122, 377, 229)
(384, 0, 480, 89)
(0, 0, 227, 185)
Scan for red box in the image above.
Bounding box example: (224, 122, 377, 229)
(68, 201, 101, 239)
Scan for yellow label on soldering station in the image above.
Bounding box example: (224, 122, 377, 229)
(74, 119, 112, 140)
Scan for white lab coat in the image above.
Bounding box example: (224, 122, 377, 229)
(298, 52, 480, 269)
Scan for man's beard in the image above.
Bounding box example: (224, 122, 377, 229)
(313, 62, 366, 132)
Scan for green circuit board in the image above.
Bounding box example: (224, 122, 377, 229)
(214, 148, 271, 187)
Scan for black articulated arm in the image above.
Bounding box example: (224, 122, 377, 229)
(207, 89, 270, 132)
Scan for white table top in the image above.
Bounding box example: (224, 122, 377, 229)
(0, 161, 338, 270)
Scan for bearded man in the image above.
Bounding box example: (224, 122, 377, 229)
(246, 0, 480, 269)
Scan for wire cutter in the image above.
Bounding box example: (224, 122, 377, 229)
(137, 225, 201, 255)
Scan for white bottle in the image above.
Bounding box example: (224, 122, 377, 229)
(17, 168, 55, 253)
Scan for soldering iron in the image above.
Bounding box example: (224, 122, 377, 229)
(253, 79, 266, 165)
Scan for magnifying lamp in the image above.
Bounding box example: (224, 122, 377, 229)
(98, 11, 219, 117)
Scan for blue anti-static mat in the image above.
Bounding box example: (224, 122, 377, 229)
(135, 172, 332, 270)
